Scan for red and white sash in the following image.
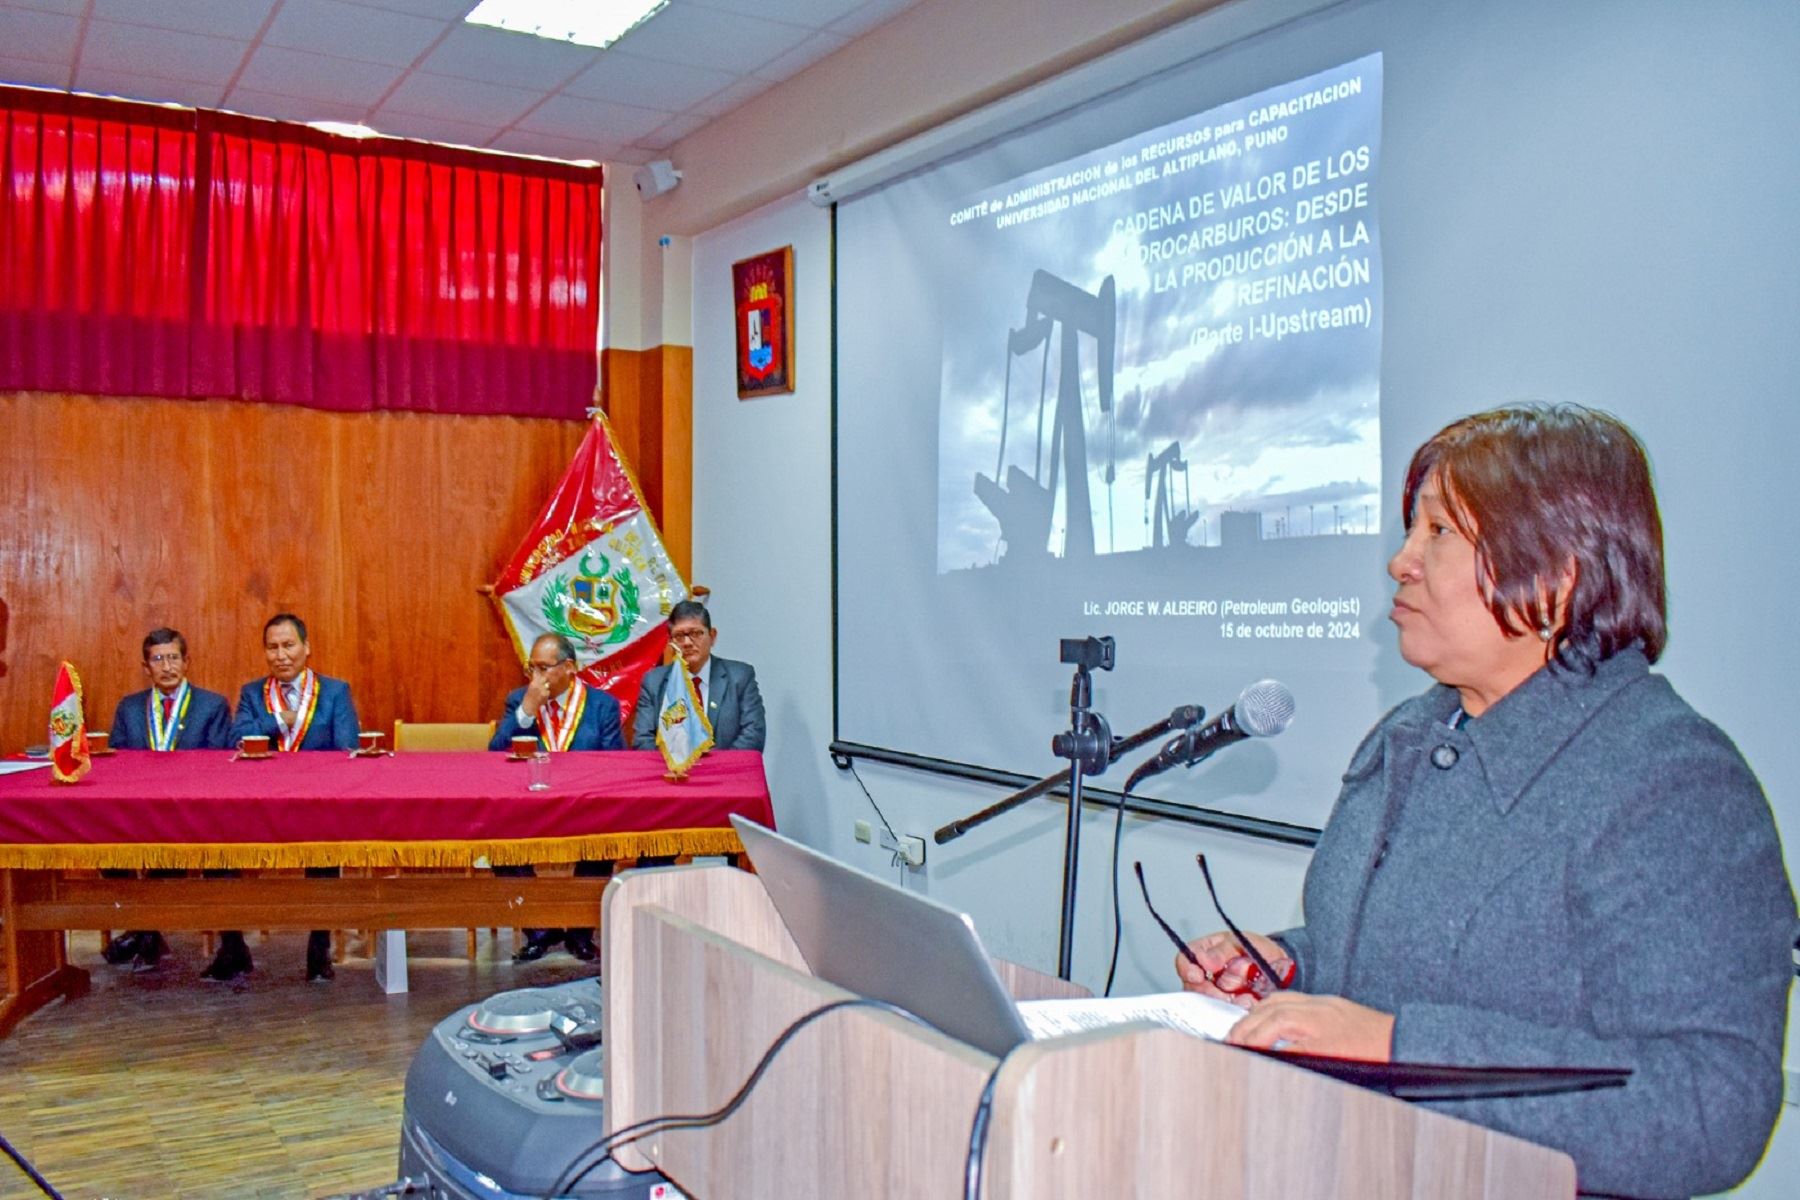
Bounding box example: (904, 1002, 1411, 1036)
(265, 670, 319, 752)
(537, 681, 588, 752)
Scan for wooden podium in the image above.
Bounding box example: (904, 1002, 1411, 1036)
(601, 866, 1575, 1199)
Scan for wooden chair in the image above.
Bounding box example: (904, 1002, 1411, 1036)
(392, 720, 500, 959)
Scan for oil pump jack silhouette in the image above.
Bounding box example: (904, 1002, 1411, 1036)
(975, 270, 1119, 562)
(1144, 441, 1198, 549)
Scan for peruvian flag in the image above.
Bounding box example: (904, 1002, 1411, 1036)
(491, 412, 688, 732)
(48, 660, 91, 784)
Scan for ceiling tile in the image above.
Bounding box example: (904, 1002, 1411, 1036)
(612, 3, 811, 74)
(419, 21, 598, 87)
(0, 5, 79, 64)
(828, 0, 918, 40)
(632, 110, 709, 152)
(70, 66, 224, 109)
(91, 0, 278, 41)
(263, 0, 449, 68)
(0, 54, 67, 89)
(352, 0, 481, 18)
(517, 92, 669, 143)
(562, 49, 735, 111)
(80, 20, 248, 87)
(687, 73, 773, 119)
(752, 30, 849, 82)
(486, 126, 613, 163)
(377, 69, 539, 123)
(0, 0, 88, 15)
(232, 45, 403, 108)
(685, 0, 866, 28)
(224, 86, 370, 126)
(371, 110, 500, 150)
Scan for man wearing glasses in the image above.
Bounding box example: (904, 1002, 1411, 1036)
(101, 627, 234, 968)
(489, 633, 624, 963)
(631, 599, 766, 752)
(488, 632, 624, 754)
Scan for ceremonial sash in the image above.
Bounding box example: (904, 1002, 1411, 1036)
(148, 682, 191, 752)
(265, 670, 319, 752)
(537, 682, 588, 752)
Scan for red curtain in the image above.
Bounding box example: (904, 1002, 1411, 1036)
(0, 92, 197, 396)
(1, 87, 601, 418)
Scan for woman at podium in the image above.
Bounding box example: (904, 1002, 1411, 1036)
(1177, 405, 1794, 1198)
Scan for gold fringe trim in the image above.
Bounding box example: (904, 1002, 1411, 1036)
(0, 828, 744, 871)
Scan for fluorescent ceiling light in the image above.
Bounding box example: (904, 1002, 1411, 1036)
(308, 121, 381, 139)
(465, 0, 668, 50)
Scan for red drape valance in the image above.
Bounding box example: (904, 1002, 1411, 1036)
(0, 87, 601, 418)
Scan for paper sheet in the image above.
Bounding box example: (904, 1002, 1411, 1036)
(1019, 991, 1246, 1043)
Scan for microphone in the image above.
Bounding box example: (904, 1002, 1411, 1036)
(1123, 680, 1296, 792)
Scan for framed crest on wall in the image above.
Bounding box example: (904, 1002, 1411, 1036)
(731, 246, 795, 399)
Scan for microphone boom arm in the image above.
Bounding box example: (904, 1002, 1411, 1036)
(933, 704, 1201, 845)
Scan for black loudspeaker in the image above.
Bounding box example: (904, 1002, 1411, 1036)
(394, 978, 681, 1199)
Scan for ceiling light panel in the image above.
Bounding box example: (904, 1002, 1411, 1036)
(464, 0, 669, 51)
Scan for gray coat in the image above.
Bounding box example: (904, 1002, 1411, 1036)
(1278, 648, 1794, 1198)
(631, 655, 767, 752)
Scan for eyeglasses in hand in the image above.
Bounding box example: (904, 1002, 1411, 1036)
(1135, 854, 1294, 999)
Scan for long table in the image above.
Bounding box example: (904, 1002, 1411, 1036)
(0, 749, 773, 1036)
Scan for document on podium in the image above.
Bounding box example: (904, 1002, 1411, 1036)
(1019, 991, 1246, 1042)
(1018, 994, 1630, 1102)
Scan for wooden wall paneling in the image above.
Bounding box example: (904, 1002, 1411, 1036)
(0, 392, 589, 752)
(599, 344, 690, 579)
(658, 344, 693, 577)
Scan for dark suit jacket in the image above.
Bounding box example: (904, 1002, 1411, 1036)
(632, 656, 766, 751)
(229, 674, 359, 751)
(110, 686, 234, 750)
(488, 683, 623, 751)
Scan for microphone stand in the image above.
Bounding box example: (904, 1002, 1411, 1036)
(935, 685, 1202, 982)
(1048, 658, 1110, 980)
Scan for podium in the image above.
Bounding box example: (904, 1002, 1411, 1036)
(601, 866, 1575, 1198)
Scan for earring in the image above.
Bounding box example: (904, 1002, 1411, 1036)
(1537, 623, 1554, 642)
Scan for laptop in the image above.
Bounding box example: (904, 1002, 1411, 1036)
(730, 814, 1033, 1057)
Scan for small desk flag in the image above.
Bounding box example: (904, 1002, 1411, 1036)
(48, 661, 91, 784)
(655, 666, 714, 777)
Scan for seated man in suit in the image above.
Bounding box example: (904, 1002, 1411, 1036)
(489, 632, 624, 963)
(632, 599, 766, 752)
(101, 626, 234, 968)
(208, 612, 360, 983)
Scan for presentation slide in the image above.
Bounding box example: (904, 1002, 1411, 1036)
(836, 54, 1393, 826)
(938, 55, 1383, 595)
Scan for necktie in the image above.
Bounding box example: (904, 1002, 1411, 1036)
(282, 684, 297, 710)
(162, 695, 175, 724)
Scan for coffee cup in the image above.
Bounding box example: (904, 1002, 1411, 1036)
(241, 734, 271, 756)
(86, 730, 109, 754)
(359, 730, 384, 754)
(511, 735, 538, 758)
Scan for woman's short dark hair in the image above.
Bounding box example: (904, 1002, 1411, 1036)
(1402, 404, 1666, 667)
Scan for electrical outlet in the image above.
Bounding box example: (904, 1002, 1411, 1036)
(899, 836, 926, 868)
(853, 819, 872, 844)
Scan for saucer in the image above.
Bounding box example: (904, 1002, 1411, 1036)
(506, 752, 536, 762)
(235, 750, 275, 761)
(87, 748, 116, 757)
(351, 748, 393, 758)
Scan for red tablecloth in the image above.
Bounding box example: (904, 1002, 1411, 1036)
(0, 750, 772, 869)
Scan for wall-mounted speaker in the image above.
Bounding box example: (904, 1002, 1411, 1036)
(633, 159, 682, 199)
